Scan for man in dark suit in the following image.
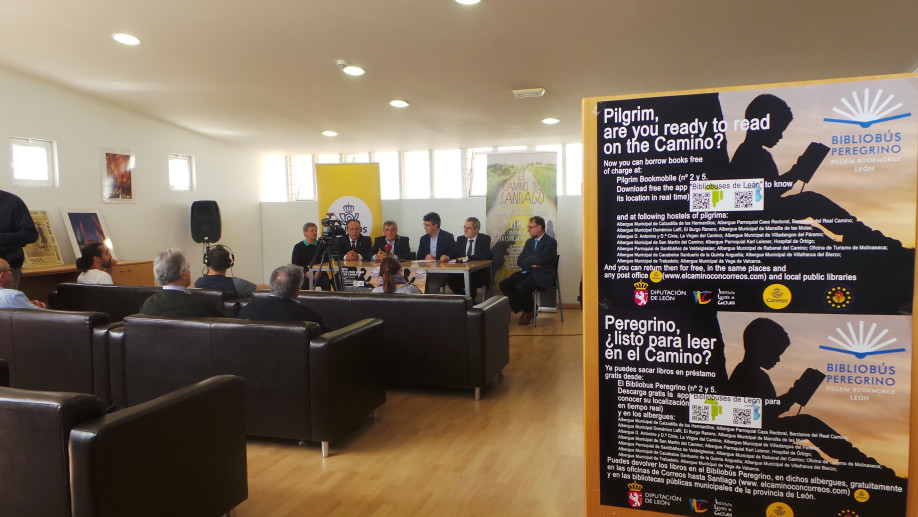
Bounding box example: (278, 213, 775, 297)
(335, 219, 373, 261)
(416, 212, 455, 294)
(372, 220, 413, 260)
(499, 216, 557, 325)
(238, 264, 329, 332)
(448, 216, 491, 300)
(140, 248, 225, 318)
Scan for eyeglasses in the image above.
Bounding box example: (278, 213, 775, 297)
(527, 225, 537, 229)
(464, 226, 475, 230)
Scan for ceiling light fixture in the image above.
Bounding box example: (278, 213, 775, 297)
(322, 130, 338, 137)
(512, 88, 546, 99)
(389, 100, 410, 108)
(541, 117, 560, 125)
(455, 0, 481, 4)
(112, 33, 141, 46)
(337, 59, 365, 76)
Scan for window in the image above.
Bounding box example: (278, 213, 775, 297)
(433, 149, 462, 198)
(374, 152, 400, 200)
(168, 153, 195, 191)
(10, 137, 57, 187)
(316, 154, 341, 164)
(403, 150, 430, 199)
(288, 155, 315, 200)
(467, 148, 492, 197)
(344, 153, 369, 163)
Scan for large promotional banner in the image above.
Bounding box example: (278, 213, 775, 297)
(316, 163, 382, 238)
(589, 76, 916, 516)
(486, 152, 558, 287)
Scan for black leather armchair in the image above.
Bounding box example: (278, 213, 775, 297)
(102, 314, 386, 456)
(0, 375, 247, 517)
(49, 283, 240, 319)
(250, 290, 511, 399)
(0, 308, 112, 405)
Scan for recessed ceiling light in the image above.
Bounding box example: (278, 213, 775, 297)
(337, 59, 365, 76)
(542, 117, 560, 125)
(322, 130, 338, 137)
(112, 33, 141, 46)
(389, 100, 410, 108)
(455, 0, 481, 4)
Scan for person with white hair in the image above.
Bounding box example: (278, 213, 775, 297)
(139, 248, 224, 317)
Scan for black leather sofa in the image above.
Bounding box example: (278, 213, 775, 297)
(101, 314, 385, 456)
(0, 375, 247, 517)
(0, 308, 113, 405)
(48, 282, 240, 319)
(250, 290, 511, 399)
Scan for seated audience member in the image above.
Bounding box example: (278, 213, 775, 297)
(372, 220, 412, 260)
(335, 219, 373, 261)
(140, 248, 225, 318)
(291, 222, 332, 291)
(498, 216, 557, 325)
(416, 212, 455, 294)
(447, 216, 491, 299)
(194, 245, 258, 298)
(238, 264, 329, 331)
(75, 242, 117, 284)
(0, 258, 45, 309)
(372, 257, 422, 295)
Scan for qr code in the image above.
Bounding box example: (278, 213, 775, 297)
(734, 190, 753, 209)
(690, 404, 710, 422)
(732, 407, 752, 426)
(691, 191, 710, 211)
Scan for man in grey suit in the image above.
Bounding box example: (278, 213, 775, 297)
(498, 216, 557, 325)
(448, 216, 491, 300)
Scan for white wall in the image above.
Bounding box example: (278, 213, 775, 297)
(0, 68, 267, 284)
(0, 66, 584, 298)
(260, 196, 584, 304)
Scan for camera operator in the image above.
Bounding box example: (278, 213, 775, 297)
(335, 219, 373, 261)
(291, 222, 331, 290)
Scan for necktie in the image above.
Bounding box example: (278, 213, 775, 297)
(533, 239, 538, 251)
(467, 239, 473, 256)
(351, 240, 356, 252)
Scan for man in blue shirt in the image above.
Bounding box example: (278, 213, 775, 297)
(0, 258, 45, 309)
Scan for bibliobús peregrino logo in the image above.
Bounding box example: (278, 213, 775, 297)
(819, 320, 905, 359)
(824, 88, 911, 128)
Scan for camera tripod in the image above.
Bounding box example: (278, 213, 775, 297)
(307, 237, 346, 291)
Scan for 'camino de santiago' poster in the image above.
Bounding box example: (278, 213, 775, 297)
(596, 76, 916, 516)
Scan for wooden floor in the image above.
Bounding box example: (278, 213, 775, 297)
(237, 308, 585, 516)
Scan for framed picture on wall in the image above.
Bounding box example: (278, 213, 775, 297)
(22, 209, 64, 267)
(60, 209, 117, 259)
(102, 150, 135, 202)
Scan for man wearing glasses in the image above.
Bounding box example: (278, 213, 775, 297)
(448, 217, 491, 300)
(499, 216, 557, 325)
(372, 220, 413, 260)
(0, 258, 46, 309)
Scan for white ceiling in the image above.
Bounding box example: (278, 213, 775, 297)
(1, 0, 917, 156)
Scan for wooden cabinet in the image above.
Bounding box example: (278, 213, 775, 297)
(110, 261, 154, 285)
(20, 260, 155, 302)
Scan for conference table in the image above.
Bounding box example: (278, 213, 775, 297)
(309, 259, 493, 296)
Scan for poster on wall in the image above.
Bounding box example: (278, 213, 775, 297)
(315, 163, 383, 241)
(594, 76, 916, 516)
(22, 210, 63, 267)
(102, 151, 134, 202)
(61, 209, 117, 259)
(485, 152, 558, 288)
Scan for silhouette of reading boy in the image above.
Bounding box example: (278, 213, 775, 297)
(728, 318, 896, 476)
